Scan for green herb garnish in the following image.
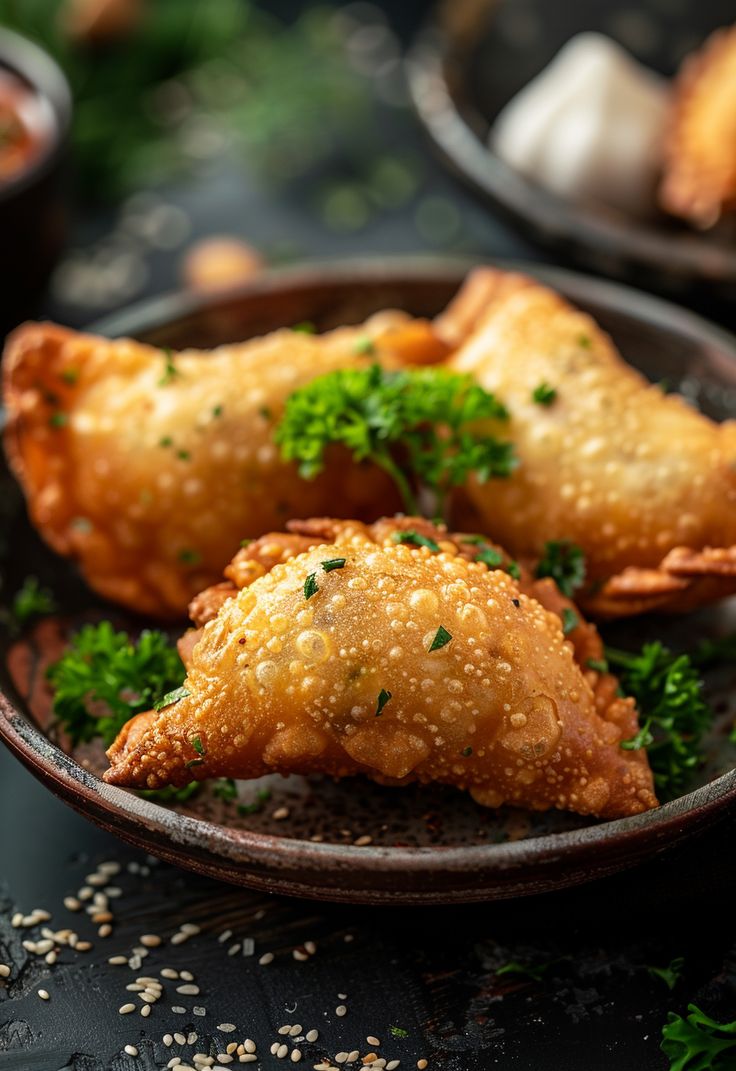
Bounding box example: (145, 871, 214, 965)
(47, 623, 184, 747)
(561, 608, 579, 636)
(155, 686, 191, 711)
(176, 449, 191, 461)
(238, 787, 272, 815)
(389, 1027, 409, 1040)
(159, 436, 174, 447)
(586, 658, 609, 674)
(292, 321, 316, 334)
(507, 561, 521, 580)
(475, 547, 504, 569)
(10, 577, 57, 628)
(578, 334, 592, 349)
(392, 531, 440, 553)
(661, 1005, 736, 1070)
(158, 348, 179, 386)
(191, 735, 205, 756)
(375, 688, 392, 717)
(49, 411, 68, 428)
(321, 558, 346, 572)
(606, 642, 710, 800)
(496, 960, 552, 982)
(185, 757, 205, 769)
(275, 365, 515, 518)
(532, 383, 556, 406)
(60, 368, 79, 385)
(461, 746, 473, 757)
(428, 626, 452, 652)
(304, 572, 319, 600)
(212, 778, 238, 802)
(647, 957, 684, 991)
(212, 404, 224, 418)
(178, 548, 201, 565)
(353, 336, 376, 355)
(535, 540, 586, 597)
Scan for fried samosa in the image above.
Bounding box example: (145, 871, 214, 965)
(3, 315, 446, 617)
(660, 24, 736, 228)
(105, 517, 657, 820)
(444, 269, 736, 616)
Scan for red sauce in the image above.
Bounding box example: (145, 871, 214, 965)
(0, 68, 55, 184)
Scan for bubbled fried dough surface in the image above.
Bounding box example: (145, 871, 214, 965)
(660, 24, 736, 227)
(105, 531, 656, 819)
(2, 314, 416, 617)
(449, 270, 736, 581)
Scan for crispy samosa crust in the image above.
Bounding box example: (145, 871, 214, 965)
(660, 24, 736, 228)
(445, 269, 736, 616)
(105, 517, 656, 820)
(3, 315, 447, 617)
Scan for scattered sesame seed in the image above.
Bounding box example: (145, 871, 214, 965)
(417, 1062, 428, 1070)
(240, 1057, 257, 1065)
(98, 924, 112, 938)
(344, 935, 354, 943)
(293, 949, 309, 962)
(218, 1024, 237, 1033)
(166, 1059, 180, 1067)
(140, 992, 158, 1003)
(180, 923, 201, 935)
(180, 970, 195, 982)
(171, 933, 188, 946)
(217, 1057, 234, 1066)
(258, 952, 274, 965)
(177, 984, 200, 995)
(242, 939, 255, 957)
(228, 943, 242, 957)
(291, 1052, 302, 1063)
(335, 1005, 347, 1017)
(172, 1006, 187, 1014)
(289, 1025, 303, 1037)
(193, 1006, 206, 1016)
(64, 897, 81, 911)
(0, 965, 9, 978)
(124, 1044, 139, 1056)
(76, 941, 93, 952)
(272, 807, 290, 820)
(37, 989, 49, 1000)
(92, 911, 113, 924)
(119, 1004, 135, 1014)
(174, 1032, 187, 1045)
(140, 934, 162, 947)
(141, 1005, 151, 1017)
(161, 968, 179, 979)
(226, 1043, 238, 1054)
(347, 1053, 360, 1064)
(386, 1062, 400, 1070)
(244, 1040, 256, 1053)
(367, 1038, 380, 1047)
(270, 1044, 279, 1055)
(188, 1032, 198, 1045)
(277, 1044, 289, 1059)
(163, 1035, 174, 1046)
(278, 1026, 292, 1035)
(336, 1055, 348, 1064)
(354, 836, 372, 847)
(218, 930, 232, 944)
(109, 955, 127, 965)
(306, 1030, 319, 1043)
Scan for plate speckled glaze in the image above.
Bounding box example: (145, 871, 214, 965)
(2, 256, 736, 904)
(407, 0, 736, 304)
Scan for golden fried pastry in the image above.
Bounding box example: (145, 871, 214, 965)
(105, 517, 657, 820)
(660, 24, 736, 227)
(445, 268, 736, 616)
(3, 314, 448, 617)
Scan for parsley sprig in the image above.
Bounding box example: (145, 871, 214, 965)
(275, 365, 516, 518)
(661, 1005, 736, 1070)
(535, 540, 586, 597)
(8, 576, 57, 630)
(606, 642, 710, 800)
(47, 622, 185, 748)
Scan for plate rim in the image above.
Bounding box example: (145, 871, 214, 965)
(3, 253, 736, 901)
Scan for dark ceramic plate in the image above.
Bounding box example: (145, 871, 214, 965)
(407, 0, 736, 304)
(2, 256, 736, 905)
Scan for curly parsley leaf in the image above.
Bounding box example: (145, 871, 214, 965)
(606, 642, 710, 800)
(9, 577, 57, 629)
(661, 1004, 736, 1071)
(47, 622, 185, 748)
(647, 957, 685, 991)
(535, 540, 586, 597)
(275, 364, 515, 518)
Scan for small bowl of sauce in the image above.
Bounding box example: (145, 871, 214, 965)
(0, 30, 71, 334)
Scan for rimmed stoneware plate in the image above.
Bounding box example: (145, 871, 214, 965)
(407, 0, 736, 306)
(2, 256, 736, 905)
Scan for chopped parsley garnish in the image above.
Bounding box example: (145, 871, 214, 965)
(375, 688, 392, 717)
(476, 547, 504, 569)
(191, 735, 205, 755)
(392, 530, 440, 553)
(159, 436, 173, 447)
(240, 538, 253, 548)
(561, 607, 579, 636)
(661, 1005, 736, 1070)
(212, 404, 224, 418)
(535, 540, 586, 597)
(353, 335, 375, 355)
(139, 783, 201, 804)
(185, 757, 205, 769)
(578, 334, 592, 349)
(176, 449, 191, 461)
(49, 411, 68, 428)
(60, 368, 79, 385)
(10, 577, 57, 628)
(259, 406, 273, 421)
(389, 1027, 409, 1040)
(158, 348, 179, 386)
(154, 686, 191, 711)
(586, 658, 609, 674)
(606, 642, 711, 800)
(47, 623, 184, 747)
(178, 548, 201, 565)
(496, 960, 553, 982)
(507, 561, 521, 580)
(321, 558, 346, 572)
(292, 321, 316, 334)
(212, 778, 238, 802)
(275, 364, 515, 518)
(461, 746, 473, 757)
(532, 383, 556, 406)
(428, 625, 452, 652)
(647, 957, 684, 991)
(304, 572, 319, 600)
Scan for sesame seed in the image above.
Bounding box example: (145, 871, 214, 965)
(171, 933, 188, 945)
(124, 1044, 139, 1056)
(33, 909, 51, 921)
(37, 989, 49, 1000)
(278, 1026, 292, 1035)
(92, 911, 113, 924)
(291, 1052, 302, 1063)
(386, 1062, 400, 1070)
(76, 941, 93, 952)
(336, 1055, 348, 1064)
(177, 983, 200, 995)
(109, 955, 127, 965)
(354, 836, 372, 847)
(417, 1063, 428, 1070)
(306, 1030, 319, 1043)
(188, 1033, 198, 1045)
(259, 953, 274, 965)
(175, 1033, 187, 1045)
(163, 1035, 174, 1046)
(367, 1039, 380, 1047)
(126, 984, 145, 992)
(64, 897, 81, 911)
(240, 1058, 257, 1065)
(193, 1006, 206, 1016)
(180, 970, 195, 982)
(270, 1044, 279, 1055)
(227, 1043, 237, 1054)
(140, 992, 158, 1003)
(277, 1044, 289, 1059)
(141, 1005, 151, 1018)
(218, 1024, 237, 1033)
(167, 1059, 180, 1067)
(0, 965, 9, 978)
(344, 935, 354, 943)
(180, 923, 201, 935)
(364, 1055, 378, 1064)
(228, 943, 242, 957)
(161, 968, 179, 979)
(172, 1006, 187, 1014)
(119, 1004, 135, 1014)
(293, 950, 309, 962)
(347, 1053, 360, 1064)
(217, 1058, 233, 1066)
(272, 807, 290, 820)
(98, 924, 112, 938)
(242, 939, 255, 957)
(289, 1025, 303, 1037)
(244, 1040, 256, 1053)
(218, 930, 232, 943)
(140, 934, 162, 947)
(335, 1005, 347, 1017)
(304, 942, 317, 955)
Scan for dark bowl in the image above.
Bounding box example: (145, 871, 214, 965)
(0, 28, 71, 336)
(407, 0, 736, 307)
(2, 256, 736, 905)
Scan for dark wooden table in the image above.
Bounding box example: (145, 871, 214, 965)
(1, 4, 736, 1067)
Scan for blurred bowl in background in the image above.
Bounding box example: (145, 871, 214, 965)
(0, 28, 71, 337)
